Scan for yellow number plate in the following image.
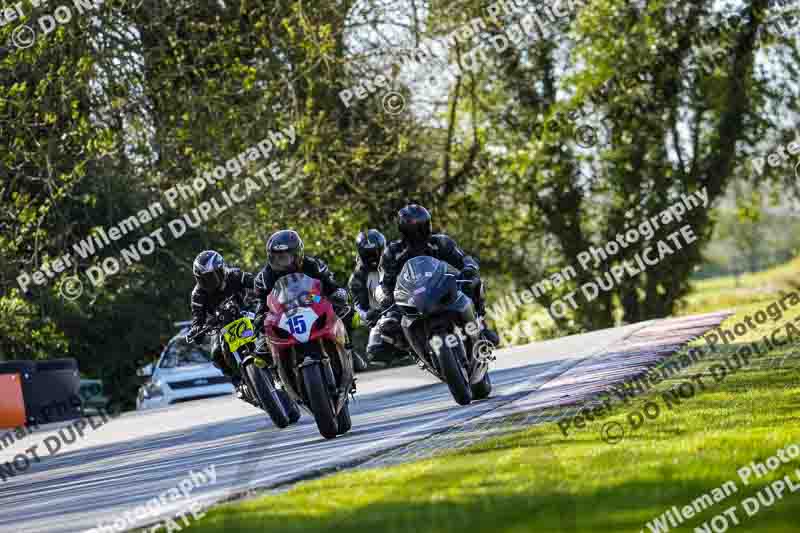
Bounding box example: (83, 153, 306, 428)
(222, 317, 257, 352)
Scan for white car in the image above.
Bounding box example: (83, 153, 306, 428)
(136, 325, 234, 410)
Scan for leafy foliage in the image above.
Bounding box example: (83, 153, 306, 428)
(0, 0, 797, 406)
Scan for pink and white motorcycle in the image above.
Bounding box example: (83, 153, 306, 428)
(264, 273, 355, 439)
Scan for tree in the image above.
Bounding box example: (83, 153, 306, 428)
(419, 0, 791, 333)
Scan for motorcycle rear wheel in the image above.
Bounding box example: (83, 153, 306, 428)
(437, 338, 473, 406)
(278, 388, 302, 424)
(302, 364, 339, 439)
(245, 363, 292, 429)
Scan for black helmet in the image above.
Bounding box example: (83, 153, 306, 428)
(356, 229, 386, 269)
(398, 204, 432, 246)
(193, 250, 225, 291)
(267, 229, 304, 273)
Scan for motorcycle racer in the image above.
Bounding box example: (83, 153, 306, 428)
(348, 229, 386, 328)
(252, 230, 358, 364)
(367, 204, 500, 362)
(186, 250, 256, 389)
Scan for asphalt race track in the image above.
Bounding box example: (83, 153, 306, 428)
(0, 312, 730, 533)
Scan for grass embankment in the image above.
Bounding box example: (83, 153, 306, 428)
(185, 260, 800, 533)
(680, 256, 800, 316)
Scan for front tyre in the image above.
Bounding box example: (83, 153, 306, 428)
(302, 364, 339, 439)
(245, 363, 291, 429)
(436, 338, 473, 406)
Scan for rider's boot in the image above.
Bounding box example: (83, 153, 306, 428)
(475, 305, 499, 346)
(231, 375, 246, 400)
(351, 346, 368, 372)
(236, 386, 247, 402)
(473, 287, 500, 347)
(228, 374, 255, 407)
(215, 352, 251, 400)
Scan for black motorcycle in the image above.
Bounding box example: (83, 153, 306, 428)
(194, 296, 301, 428)
(394, 256, 494, 405)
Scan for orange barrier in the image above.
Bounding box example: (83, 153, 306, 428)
(0, 374, 27, 429)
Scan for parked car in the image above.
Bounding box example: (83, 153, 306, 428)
(136, 324, 234, 410)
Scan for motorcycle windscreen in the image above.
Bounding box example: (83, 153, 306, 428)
(270, 273, 321, 310)
(394, 256, 457, 315)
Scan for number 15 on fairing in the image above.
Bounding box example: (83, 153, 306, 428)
(287, 315, 307, 335)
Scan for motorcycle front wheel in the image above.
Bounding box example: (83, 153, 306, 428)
(436, 337, 473, 406)
(302, 363, 339, 439)
(245, 363, 292, 429)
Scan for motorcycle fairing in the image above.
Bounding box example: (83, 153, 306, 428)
(221, 316, 257, 352)
(264, 273, 353, 417)
(394, 256, 460, 316)
(265, 274, 339, 348)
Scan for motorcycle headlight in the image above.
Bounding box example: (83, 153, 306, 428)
(143, 380, 164, 399)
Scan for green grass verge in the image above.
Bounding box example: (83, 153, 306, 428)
(680, 257, 800, 316)
(184, 266, 800, 533)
